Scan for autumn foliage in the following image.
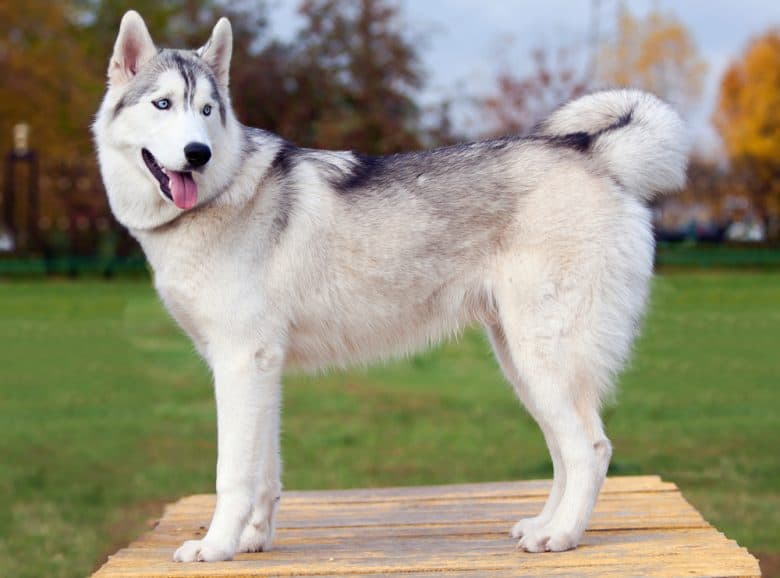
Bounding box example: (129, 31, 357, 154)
(2, 0, 780, 253)
(481, 47, 588, 136)
(480, 5, 707, 139)
(0, 0, 426, 247)
(598, 6, 707, 113)
(714, 29, 780, 229)
(714, 30, 780, 163)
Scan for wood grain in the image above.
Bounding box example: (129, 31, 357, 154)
(92, 476, 760, 578)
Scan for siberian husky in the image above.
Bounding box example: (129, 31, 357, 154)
(93, 11, 688, 562)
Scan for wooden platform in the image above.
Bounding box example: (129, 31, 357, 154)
(93, 476, 760, 577)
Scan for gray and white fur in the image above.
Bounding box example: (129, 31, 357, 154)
(93, 11, 689, 562)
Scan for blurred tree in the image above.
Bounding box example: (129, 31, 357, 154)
(0, 0, 109, 245)
(654, 156, 733, 242)
(714, 30, 780, 164)
(285, 0, 424, 153)
(1, 0, 430, 240)
(425, 100, 460, 147)
(75, 0, 269, 77)
(598, 5, 707, 113)
(481, 45, 588, 136)
(1, 0, 269, 226)
(713, 29, 780, 234)
(0, 0, 100, 159)
(3, 0, 426, 158)
(227, 35, 302, 139)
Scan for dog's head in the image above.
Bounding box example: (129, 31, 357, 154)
(93, 11, 241, 230)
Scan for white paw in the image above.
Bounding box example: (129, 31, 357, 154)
(238, 519, 275, 553)
(516, 525, 578, 553)
(172, 539, 234, 562)
(510, 516, 546, 539)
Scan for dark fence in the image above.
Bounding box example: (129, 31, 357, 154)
(1, 154, 150, 277)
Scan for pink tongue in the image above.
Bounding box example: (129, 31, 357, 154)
(167, 171, 198, 210)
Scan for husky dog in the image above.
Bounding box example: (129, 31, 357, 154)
(93, 11, 688, 562)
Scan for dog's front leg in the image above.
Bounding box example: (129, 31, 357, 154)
(173, 344, 283, 562)
(237, 410, 281, 553)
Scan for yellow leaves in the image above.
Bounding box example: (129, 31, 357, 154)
(0, 0, 102, 159)
(714, 29, 780, 222)
(714, 30, 780, 164)
(599, 6, 706, 113)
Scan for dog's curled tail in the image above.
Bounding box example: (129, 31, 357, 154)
(537, 89, 690, 201)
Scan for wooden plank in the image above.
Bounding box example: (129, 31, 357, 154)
(92, 476, 760, 578)
(160, 492, 709, 533)
(160, 476, 674, 510)
(95, 531, 760, 578)
(277, 475, 677, 503)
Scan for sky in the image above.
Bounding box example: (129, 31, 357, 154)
(268, 0, 780, 157)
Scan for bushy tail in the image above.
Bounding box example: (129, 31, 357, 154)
(537, 90, 690, 201)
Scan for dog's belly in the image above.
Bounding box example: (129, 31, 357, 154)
(284, 282, 482, 371)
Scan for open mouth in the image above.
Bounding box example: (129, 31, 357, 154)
(141, 148, 198, 210)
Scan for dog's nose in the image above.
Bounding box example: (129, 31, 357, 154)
(184, 142, 211, 168)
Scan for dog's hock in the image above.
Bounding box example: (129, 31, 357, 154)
(109, 11, 157, 85)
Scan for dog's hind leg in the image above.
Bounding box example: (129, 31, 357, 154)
(485, 322, 566, 538)
(492, 263, 614, 553)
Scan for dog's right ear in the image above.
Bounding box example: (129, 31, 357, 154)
(108, 11, 157, 86)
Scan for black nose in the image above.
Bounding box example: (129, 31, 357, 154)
(184, 142, 211, 168)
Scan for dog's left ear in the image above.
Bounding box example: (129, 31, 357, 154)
(198, 18, 233, 88)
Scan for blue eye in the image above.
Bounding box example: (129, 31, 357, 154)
(153, 98, 170, 110)
(202, 104, 212, 117)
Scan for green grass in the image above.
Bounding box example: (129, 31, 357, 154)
(0, 273, 778, 578)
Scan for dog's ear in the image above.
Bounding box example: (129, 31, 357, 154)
(109, 11, 157, 86)
(198, 18, 233, 88)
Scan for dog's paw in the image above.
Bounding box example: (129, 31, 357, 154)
(516, 525, 578, 553)
(173, 539, 234, 562)
(510, 516, 545, 539)
(238, 518, 275, 553)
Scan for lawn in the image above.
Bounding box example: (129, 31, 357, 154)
(0, 272, 778, 578)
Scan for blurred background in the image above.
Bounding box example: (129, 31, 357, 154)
(0, 1, 778, 577)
